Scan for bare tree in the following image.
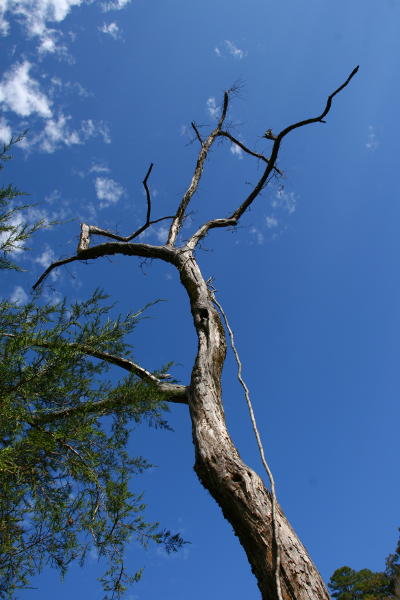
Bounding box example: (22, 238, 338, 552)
(34, 66, 359, 600)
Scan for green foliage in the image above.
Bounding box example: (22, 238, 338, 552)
(0, 135, 45, 271)
(329, 532, 400, 600)
(0, 146, 185, 598)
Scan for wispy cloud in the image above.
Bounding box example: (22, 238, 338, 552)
(35, 245, 56, 268)
(10, 285, 28, 306)
(94, 176, 124, 208)
(0, 212, 26, 255)
(20, 114, 111, 154)
(249, 226, 264, 245)
(90, 162, 110, 174)
(266, 215, 278, 229)
(214, 40, 247, 60)
(0, 61, 52, 118)
(366, 125, 379, 151)
(0, 117, 11, 144)
(34, 244, 59, 281)
(206, 97, 219, 119)
(230, 142, 243, 159)
(102, 0, 131, 11)
(99, 22, 120, 39)
(272, 187, 297, 215)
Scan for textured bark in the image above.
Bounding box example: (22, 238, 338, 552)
(177, 249, 330, 600)
(33, 69, 359, 598)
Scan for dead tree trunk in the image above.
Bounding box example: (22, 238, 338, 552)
(34, 67, 358, 599)
(178, 250, 329, 600)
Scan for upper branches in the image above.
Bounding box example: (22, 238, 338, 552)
(186, 66, 359, 248)
(166, 91, 230, 246)
(33, 67, 358, 287)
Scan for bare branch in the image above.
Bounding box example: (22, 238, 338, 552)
(191, 121, 203, 145)
(2, 333, 189, 410)
(184, 67, 358, 251)
(77, 164, 173, 250)
(231, 66, 359, 222)
(187, 218, 237, 250)
(276, 65, 359, 141)
(218, 131, 283, 175)
(33, 241, 178, 289)
(143, 162, 154, 224)
(167, 91, 230, 246)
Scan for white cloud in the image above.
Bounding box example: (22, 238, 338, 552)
(250, 226, 264, 245)
(366, 125, 379, 151)
(155, 225, 169, 243)
(10, 285, 28, 305)
(230, 143, 243, 159)
(224, 40, 245, 59)
(43, 288, 62, 304)
(45, 189, 61, 204)
(272, 187, 297, 215)
(0, 61, 52, 118)
(0, 0, 83, 53)
(99, 22, 120, 39)
(94, 176, 124, 208)
(214, 40, 246, 60)
(35, 245, 56, 268)
(21, 114, 111, 153)
(266, 215, 278, 229)
(90, 162, 110, 174)
(39, 113, 80, 152)
(0, 117, 11, 144)
(35, 244, 59, 281)
(206, 97, 219, 119)
(102, 0, 131, 11)
(0, 212, 26, 254)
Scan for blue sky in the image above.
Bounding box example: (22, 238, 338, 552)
(1, 0, 400, 598)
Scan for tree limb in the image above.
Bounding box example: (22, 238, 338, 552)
(33, 241, 178, 289)
(218, 130, 283, 175)
(1, 333, 189, 415)
(167, 91, 230, 246)
(76, 164, 174, 249)
(186, 66, 359, 249)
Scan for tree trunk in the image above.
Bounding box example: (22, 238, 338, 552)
(177, 250, 330, 600)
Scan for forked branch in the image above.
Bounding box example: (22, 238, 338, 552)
(77, 164, 174, 249)
(33, 241, 177, 289)
(187, 66, 359, 248)
(167, 91, 230, 246)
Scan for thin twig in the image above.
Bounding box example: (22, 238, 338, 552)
(191, 122, 203, 145)
(212, 293, 284, 600)
(218, 131, 283, 175)
(143, 162, 153, 224)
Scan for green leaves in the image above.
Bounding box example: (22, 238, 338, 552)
(0, 147, 184, 598)
(0, 292, 182, 598)
(329, 532, 400, 600)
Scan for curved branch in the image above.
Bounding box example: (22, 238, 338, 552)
(33, 241, 178, 289)
(167, 91, 230, 247)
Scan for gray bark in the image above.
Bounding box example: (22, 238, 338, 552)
(33, 68, 359, 598)
(176, 249, 330, 600)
